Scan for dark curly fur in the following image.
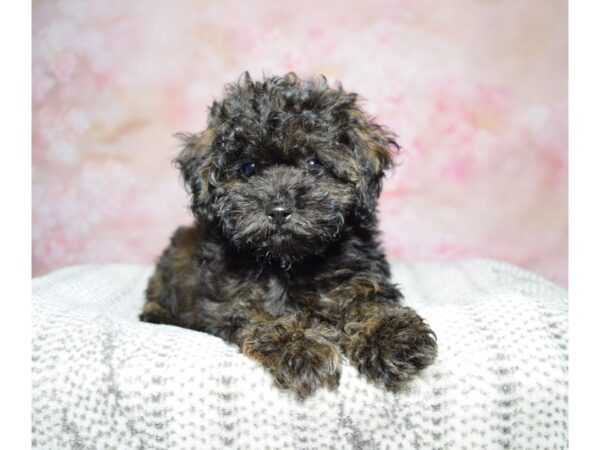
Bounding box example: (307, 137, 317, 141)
(140, 73, 437, 398)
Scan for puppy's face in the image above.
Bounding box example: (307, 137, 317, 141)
(213, 139, 355, 267)
(176, 73, 397, 267)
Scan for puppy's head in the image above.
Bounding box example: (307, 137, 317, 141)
(176, 73, 397, 267)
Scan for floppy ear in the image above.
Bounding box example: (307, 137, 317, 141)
(346, 111, 398, 226)
(174, 129, 216, 221)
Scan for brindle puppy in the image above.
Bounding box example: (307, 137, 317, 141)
(141, 73, 437, 398)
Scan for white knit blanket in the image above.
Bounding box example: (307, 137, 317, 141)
(32, 260, 568, 449)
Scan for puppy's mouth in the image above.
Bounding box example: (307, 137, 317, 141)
(257, 226, 297, 254)
(241, 235, 293, 270)
(254, 214, 344, 267)
(267, 230, 294, 252)
(243, 222, 314, 269)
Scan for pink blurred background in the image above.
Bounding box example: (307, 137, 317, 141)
(32, 0, 568, 286)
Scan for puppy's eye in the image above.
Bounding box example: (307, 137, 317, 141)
(241, 162, 257, 178)
(307, 157, 322, 171)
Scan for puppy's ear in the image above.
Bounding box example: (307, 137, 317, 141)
(346, 110, 398, 226)
(174, 129, 216, 221)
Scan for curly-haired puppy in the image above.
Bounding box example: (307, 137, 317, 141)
(140, 73, 437, 398)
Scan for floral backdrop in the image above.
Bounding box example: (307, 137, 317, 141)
(32, 0, 568, 286)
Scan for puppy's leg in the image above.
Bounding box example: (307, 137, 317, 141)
(341, 302, 437, 390)
(324, 277, 437, 390)
(140, 302, 179, 325)
(235, 315, 341, 398)
(139, 269, 180, 325)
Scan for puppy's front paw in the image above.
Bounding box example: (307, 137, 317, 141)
(343, 307, 437, 390)
(240, 323, 341, 398)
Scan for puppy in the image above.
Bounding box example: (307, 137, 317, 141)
(140, 73, 437, 398)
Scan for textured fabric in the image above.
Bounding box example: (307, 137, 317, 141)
(32, 260, 568, 449)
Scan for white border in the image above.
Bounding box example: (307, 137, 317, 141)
(569, 0, 600, 446)
(0, 0, 32, 448)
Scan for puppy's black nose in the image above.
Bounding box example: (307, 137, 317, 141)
(267, 205, 291, 226)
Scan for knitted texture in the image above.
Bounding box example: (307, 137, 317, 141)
(32, 260, 568, 449)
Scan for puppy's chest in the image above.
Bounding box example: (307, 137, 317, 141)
(259, 275, 320, 317)
(261, 276, 290, 315)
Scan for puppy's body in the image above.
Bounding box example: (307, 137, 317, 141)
(141, 73, 437, 397)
